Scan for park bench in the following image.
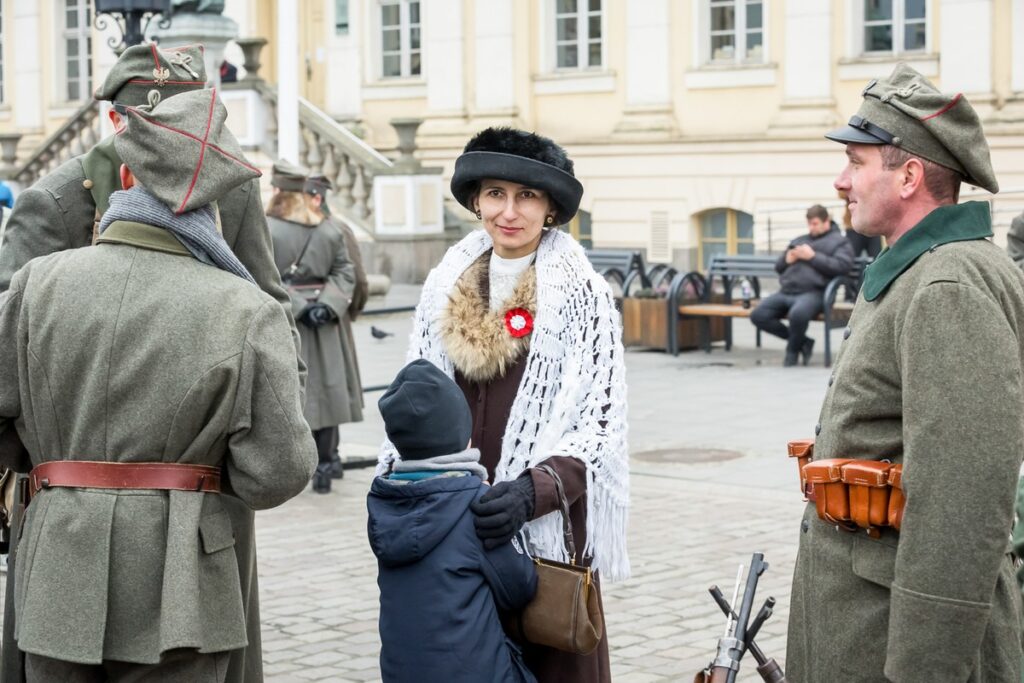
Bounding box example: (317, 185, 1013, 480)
(586, 249, 652, 291)
(665, 254, 871, 366)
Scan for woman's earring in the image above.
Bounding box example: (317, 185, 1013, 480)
(475, 211, 482, 219)
(545, 216, 555, 225)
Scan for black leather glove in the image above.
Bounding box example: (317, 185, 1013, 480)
(300, 303, 334, 328)
(470, 473, 535, 549)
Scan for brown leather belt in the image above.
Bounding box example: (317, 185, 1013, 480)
(29, 461, 221, 498)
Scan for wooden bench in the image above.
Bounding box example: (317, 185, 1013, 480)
(665, 254, 870, 366)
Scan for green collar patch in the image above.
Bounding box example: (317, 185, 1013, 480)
(80, 135, 122, 216)
(95, 221, 191, 256)
(861, 201, 993, 301)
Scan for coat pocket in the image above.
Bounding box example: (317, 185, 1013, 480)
(851, 532, 897, 588)
(199, 510, 235, 554)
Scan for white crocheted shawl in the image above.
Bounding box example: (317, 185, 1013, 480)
(377, 228, 631, 582)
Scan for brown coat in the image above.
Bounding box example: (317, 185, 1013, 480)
(448, 253, 611, 683)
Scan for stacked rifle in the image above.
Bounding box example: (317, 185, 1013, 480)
(695, 553, 786, 683)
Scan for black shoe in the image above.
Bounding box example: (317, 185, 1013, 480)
(801, 338, 816, 366)
(329, 452, 344, 479)
(784, 352, 799, 367)
(312, 463, 332, 494)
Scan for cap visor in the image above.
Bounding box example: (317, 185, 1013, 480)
(824, 125, 888, 145)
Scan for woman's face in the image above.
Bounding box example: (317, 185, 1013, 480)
(474, 179, 554, 259)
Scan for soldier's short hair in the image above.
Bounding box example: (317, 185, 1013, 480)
(806, 204, 829, 222)
(879, 145, 962, 204)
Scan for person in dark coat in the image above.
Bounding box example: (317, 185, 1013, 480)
(750, 203, 855, 365)
(368, 359, 537, 683)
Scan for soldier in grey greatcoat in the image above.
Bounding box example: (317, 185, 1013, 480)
(0, 88, 316, 681)
(787, 63, 1024, 682)
(304, 174, 367, 479)
(0, 44, 301, 683)
(267, 163, 357, 494)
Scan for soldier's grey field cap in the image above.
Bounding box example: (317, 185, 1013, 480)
(826, 62, 998, 194)
(95, 43, 207, 107)
(114, 87, 261, 214)
(271, 160, 309, 192)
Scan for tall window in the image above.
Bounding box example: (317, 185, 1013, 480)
(863, 0, 926, 54)
(336, 0, 349, 35)
(707, 0, 764, 64)
(380, 0, 420, 78)
(555, 0, 602, 70)
(61, 0, 93, 102)
(698, 209, 754, 269)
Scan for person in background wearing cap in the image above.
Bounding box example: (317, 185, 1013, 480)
(787, 63, 1024, 681)
(267, 161, 357, 494)
(368, 359, 537, 683)
(304, 174, 369, 480)
(0, 88, 316, 682)
(377, 127, 628, 683)
(0, 43, 301, 683)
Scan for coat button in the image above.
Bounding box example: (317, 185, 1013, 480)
(82, 179, 94, 189)
(801, 519, 809, 533)
(843, 326, 852, 340)
(815, 423, 822, 436)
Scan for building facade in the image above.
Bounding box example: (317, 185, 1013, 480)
(3, 0, 1023, 271)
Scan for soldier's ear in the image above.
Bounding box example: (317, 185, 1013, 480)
(119, 163, 135, 191)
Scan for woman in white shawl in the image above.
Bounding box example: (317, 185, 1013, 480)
(379, 127, 628, 681)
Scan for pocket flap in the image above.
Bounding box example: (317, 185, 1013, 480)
(199, 510, 235, 554)
(851, 532, 896, 587)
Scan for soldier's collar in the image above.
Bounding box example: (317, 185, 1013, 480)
(861, 201, 993, 301)
(80, 135, 122, 216)
(95, 220, 192, 256)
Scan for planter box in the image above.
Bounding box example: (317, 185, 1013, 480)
(621, 297, 727, 351)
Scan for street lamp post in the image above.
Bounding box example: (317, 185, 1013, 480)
(95, 0, 173, 51)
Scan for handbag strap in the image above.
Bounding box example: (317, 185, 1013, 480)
(535, 464, 577, 564)
(284, 229, 316, 280)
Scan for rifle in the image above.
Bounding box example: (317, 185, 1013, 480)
(695, 553, 787, 683)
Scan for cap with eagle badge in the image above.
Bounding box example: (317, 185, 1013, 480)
(113, 87, 261, 214)
(825, 62, 998, 194)
(94, 43, 207, 107)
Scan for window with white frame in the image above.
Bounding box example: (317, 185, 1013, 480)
(707, 0, 764, 64)
(863, 0, 926, 54)
(60, 0, 93, 102)
(555, 0, 602, 70)
(380, 0, 420, 79)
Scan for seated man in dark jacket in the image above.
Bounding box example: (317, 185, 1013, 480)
(751, 204, 855, 366)
(368, 360, 537, 683)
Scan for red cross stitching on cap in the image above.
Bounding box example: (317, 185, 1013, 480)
(123, 88, 259, 214)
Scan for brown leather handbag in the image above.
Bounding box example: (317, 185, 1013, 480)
(503, 465, 604, 655)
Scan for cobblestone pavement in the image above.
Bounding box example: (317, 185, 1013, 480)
(1, 286, 836, 682)
(255, 286, 833, 682)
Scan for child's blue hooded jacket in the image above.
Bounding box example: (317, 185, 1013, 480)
(368, 472, 538, 683)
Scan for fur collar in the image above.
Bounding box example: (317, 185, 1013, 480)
(440, 252, 536, 382)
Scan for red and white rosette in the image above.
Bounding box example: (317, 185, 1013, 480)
(504, 307, 534, 338)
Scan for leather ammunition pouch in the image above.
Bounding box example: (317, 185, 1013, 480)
(788, 440, 904, 535)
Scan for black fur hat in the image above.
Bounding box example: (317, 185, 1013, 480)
(450, 127, 584, 226)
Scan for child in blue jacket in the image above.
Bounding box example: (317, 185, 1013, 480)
(369, 359, 538, 683)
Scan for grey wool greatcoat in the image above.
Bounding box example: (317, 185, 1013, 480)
(0, 135, 304, 683)
(269, 215, 360, 428)
(787, 202, 1024, 682)
(0, 221, 317, 665)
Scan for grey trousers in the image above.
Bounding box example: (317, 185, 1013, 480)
(25, 649, 230, 683)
